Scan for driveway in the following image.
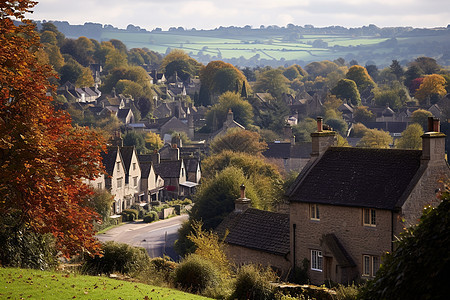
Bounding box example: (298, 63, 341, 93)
(96, 214, 189, 261)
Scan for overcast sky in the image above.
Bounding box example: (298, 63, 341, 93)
(29, 0, 449, 30)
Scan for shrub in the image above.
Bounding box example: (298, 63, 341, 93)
(143, 211, 159, 223)
(120, 209, 139, 221)
(288, 258, 309, 284)
(82, 241, 150, 275)
(172, 254, 221, 294)
(232, 265, 277, 300)
(333, 283, 359, 300)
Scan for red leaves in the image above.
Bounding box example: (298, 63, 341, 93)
(0, 0, 104, 257)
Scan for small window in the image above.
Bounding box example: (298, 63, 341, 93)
(117, 178, 122, 188)
(133, 176, 138, 187)
(311, 250, 323, 271)
(363, 255, 380, 277)
(116, 162, 121, 173)
(310, 204, 320, 220)
(363, 208, 376, 226)
(97, 183, 102, 190)
(133, 163, 136, 171)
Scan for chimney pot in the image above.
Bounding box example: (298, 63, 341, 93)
(240, 184, 245, 198)
(427, 117, 434, 132)
(317, 117, 323, 132)
(433, 117, 440, 132)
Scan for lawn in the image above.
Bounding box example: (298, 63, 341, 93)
(0, 267, 210, 300)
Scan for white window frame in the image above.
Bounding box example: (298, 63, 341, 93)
(363, 255, 380, 277)
(310, 204, 320, 221)
(97, 182, 102, 190)
(363, 208, 376, 227)
(311, 250, 323, 271)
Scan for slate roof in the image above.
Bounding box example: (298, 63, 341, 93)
(288, 147, 423, 210)
(216, 208, 290, 256)
(184, 158, 200, 173)
(365, 121, 408, 134)
(117, 108, 132, 119)
(140, 162, 153, 179)
(153, 160, 183, 178)
(101, 146, 120, 175)
(263, 142, 311, 159)
(119, 146, 135, 173)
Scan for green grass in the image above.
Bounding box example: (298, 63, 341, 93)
(0, 267, 211, 300)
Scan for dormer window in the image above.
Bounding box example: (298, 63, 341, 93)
(363, 208, 376, 227)
(117, 162, 120, 173)
(310, 204, 320, 221)
(133, 163, 136, 171)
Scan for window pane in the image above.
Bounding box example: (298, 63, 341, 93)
(363, 255, 370, 275)
(371, 209, 376, 225)
(364, 209, 369, 224)
(372, 256, 379, 276)
(316, 205, 320, 219)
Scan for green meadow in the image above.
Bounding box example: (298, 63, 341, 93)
(0, 268, 210, 300)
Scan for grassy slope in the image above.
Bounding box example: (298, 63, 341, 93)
(0, 267, 210, 300)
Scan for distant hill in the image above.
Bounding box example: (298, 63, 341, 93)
(33, 20, 450, 67)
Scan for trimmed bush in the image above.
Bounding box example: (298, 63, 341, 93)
(143, 211, 159, 223)
(232, 265, 277, 300)
(120, 209, 139, 221)
(82, 241, 150, 275)
(173, 254, 221, 294)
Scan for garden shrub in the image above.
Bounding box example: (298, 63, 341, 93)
(172, 254, 221, 294)
(232, 264, 277, 300)
(143, 211, 159, 223)
(120, 209, 139, 221)
(82, 241, 149, 275)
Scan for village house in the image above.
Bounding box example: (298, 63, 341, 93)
(286, 117, 450, 284)
(100, 146, 127, 214)
(119, 146, 141, 206)
(139, 160, 165, 202)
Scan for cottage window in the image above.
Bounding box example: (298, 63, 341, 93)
(133, 176, 138, 187)
(97, 183, 102, 190)
(133, 163, 136, 171)
(310, 204, 320, 220)
(117, 162, 121, 173)
(363, 208, 376, 227)
(363, 255, 380, 277)
(311, 250, 323, 271)
(117, 178, 122, 188)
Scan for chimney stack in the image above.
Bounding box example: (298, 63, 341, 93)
(311, 117, 336, 157)
(235, 184, 251, 212)
(422, 117, 446, 163)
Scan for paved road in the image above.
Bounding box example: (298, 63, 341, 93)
(96, 215, 189, 261)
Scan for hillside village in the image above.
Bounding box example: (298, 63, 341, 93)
(2, 4, 450, 299)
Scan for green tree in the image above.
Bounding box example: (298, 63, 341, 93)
(325, 118, 348, 137)
(353, 106, 374, 124)
(331, 78, 361, 106)
(359, 186, 450, 299)
(396, 123, 424, 150)
(346, 65, 376, 94)
(304, 60, 339, 78)
(411, 109, 433, 130)
(165, 58, 198, 81)
(211, 67, 246, 95)
(144, 131, 164, 151)
(105, 49, 128, 71)
(123, 131, 147, 154)
(374, 89, 402, 109)
(292, 118, 317, 142)
(410, 56, 441, 75)
(40, 22, 65, 46)
(389, 59, 404, 80)
(254, 68, 290, 99)
(115, 79, 144, 99)
(87, 189, 115, 222)
(205, 91, 253, 130)
(209, 129, 267, 155)
(357, 128, 393, 148)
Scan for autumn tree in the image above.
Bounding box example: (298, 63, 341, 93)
(415, 74, 447, 105)
(209, 129, 267, 155)
(254, 68, 290, 99)
(0, 0, 105, 263)
(304, 60, 339, 78)
(396, 123, 424, 150)
(353, 106, 375, 124)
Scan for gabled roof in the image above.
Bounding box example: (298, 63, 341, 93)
(184, 158, 200, 173)
(117, 108, 132, 119)
(322, 234, 356, 267)
(101, 146, 121, 175)
(216, 208, 290, 256)
(140, 162, 153, 179)
(263, 142, 311, 159)
(288, 147, 423, 210)
(119, 146, 135, 173)
(153, 160, 183, 178)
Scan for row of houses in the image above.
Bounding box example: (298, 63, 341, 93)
(85, 137, 201, 214)
(217, 117, 449, 284)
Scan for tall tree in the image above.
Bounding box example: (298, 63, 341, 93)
(356, 129, 393, 148)
(0, 0, 105, 260)
(254, 68, 290, 99)
(396, 123, 424, 150)
(411, 109, 433, 130)
(389, 60, 404, 80)
(331, 78, 361, 106)
(346, 65, 376, 94)
(415, 74, 447, 105)
(209, 129, 267, 155)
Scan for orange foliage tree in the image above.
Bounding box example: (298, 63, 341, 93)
(0, 0, 105, 258)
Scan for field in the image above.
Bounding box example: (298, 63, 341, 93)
(0, 267, 210, 300)
(100, 30, 392, 63)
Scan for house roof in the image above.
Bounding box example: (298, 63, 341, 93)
(288, 147, 423, 210)
(101, 146, 120, 175)
(184, 158, 200, 173)
(153, 160, 183, 178)
(140, 162, 153, 179)
(216, 208, 290, 256)
(117, 108, 132, 119)
(365, 121, 408, 134)
(263, 142, 311, 159)
(119, 146, 135, 173)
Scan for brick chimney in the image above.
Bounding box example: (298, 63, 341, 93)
(151, 149, 160, 165)
(311, 117, 336, 157)
(422, 117, 446, 164)
(284, 123, 293, 141)
(170, 143, 180, 161)
(235, 184, 251, 212)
